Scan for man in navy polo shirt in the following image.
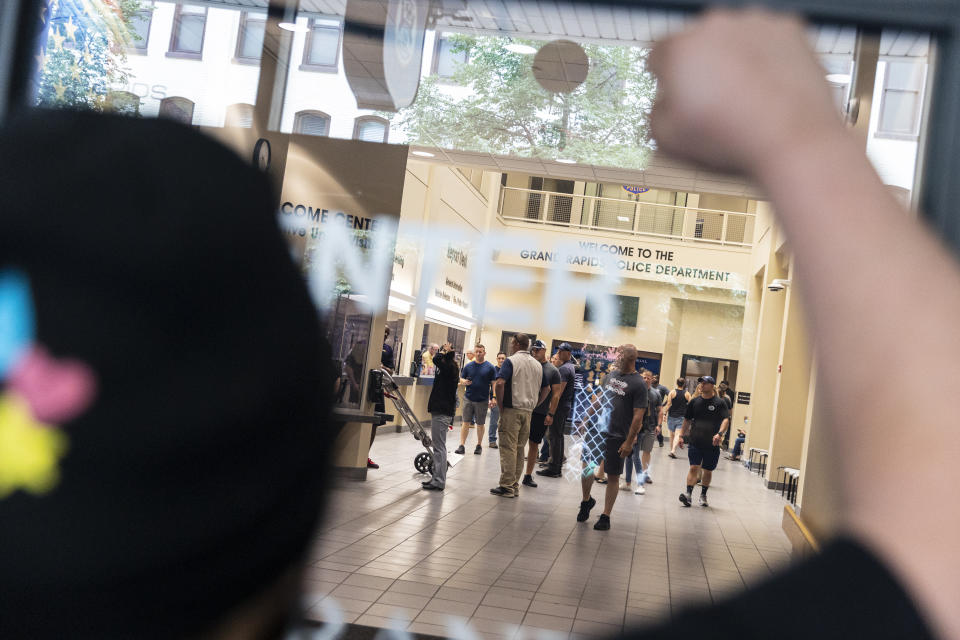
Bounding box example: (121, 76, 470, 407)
(456, 344, 497, 455)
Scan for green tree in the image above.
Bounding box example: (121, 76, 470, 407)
(392, 35, 657, 169)
(36, 0, 143, 113)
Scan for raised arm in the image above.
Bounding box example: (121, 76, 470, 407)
(651, 9, 960, 638)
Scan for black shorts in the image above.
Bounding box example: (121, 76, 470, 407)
(603, 436, 627, 476)
(530, 412, 549, 444)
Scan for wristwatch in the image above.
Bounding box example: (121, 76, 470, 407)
(548, 412, 555, 417)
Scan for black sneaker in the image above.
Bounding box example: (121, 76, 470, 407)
(454, 445, 465, 455)
(536, 469, 561, 478)
(474, 445, 482, 455)
(576, 497, 596, 522)
(490, 486, 514, 498)
(489, 442, 498, 449)
(422, 484, 443, 491)
(593, 514, 611, 530)
(679, 493, 691, 507)
(522, 475, 537, 488)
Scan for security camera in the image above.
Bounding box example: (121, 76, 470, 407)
(768, 278, 791, 292)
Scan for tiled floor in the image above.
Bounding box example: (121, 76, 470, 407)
(304, 431, 792, 639)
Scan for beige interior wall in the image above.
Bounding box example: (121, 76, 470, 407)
(765, 271, 813, 484)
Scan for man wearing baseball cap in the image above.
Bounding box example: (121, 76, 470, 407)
(538, 342, 576, 478)
(523, 339, 562, 488)
(678, 376, 730, 507)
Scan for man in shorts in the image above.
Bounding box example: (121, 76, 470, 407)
(637, 369, 663, 487)
(678, 376, 730, 507)
(456, 344, 497, 455)
(652, 374, 670, 447)
(576, 344, 647, 530)
(523, 340, 562, 488)
(664, 377, 691, 458)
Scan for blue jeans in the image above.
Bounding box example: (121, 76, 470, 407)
(488, 405, 500, 443)
(732, 435, 745, 458)
(624, 442, 643, 483)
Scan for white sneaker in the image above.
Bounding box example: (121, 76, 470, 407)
(620, 482, 631, 492)
(635, 484, 646, 495)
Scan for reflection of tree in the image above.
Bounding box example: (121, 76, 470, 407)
(392, 35, 657, 169)
(36, 0, 143, 112)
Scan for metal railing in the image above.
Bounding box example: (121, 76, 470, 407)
(498, 186, 756, 247)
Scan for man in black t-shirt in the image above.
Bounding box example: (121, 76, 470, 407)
(679, 376, 729, 507)
(575, 344, 647, 530)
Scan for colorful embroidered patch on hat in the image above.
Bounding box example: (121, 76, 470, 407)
(0, 269, 96, 497)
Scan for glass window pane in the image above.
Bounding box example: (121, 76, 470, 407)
(357, 120, 385, 142)
(886, 61, 924, 90)
(131, 10, 152, 50)
(177, 15, 205, 53)
(435, 37, 466, 78)
(297, 113, 330, 136)
(239, 15, 265, 60)
(308, 26, 339, 66)
(879, 90, 919, 133)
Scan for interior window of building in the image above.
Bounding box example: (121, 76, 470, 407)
(877, 60, 926, 139)
(294, 110, 331, 136)
(235, 10, 266, 63)
(167, 3, 207, 59)
(301, 20, 341, 71)
(432, 32, 468, 79)
(225, 103, 254, 128)
(128, 2, 154, 54)
(353, 116, 388, 143)
(158, 96, 195, 125)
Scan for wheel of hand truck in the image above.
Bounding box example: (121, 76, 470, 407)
(414, 452, 434, 474)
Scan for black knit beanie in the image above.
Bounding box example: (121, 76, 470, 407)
(0, 110, 333, 637)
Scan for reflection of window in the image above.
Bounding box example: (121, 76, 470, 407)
(822, 58, 852, 114)
(329, 298, 372, 409)
(457, 167, 486, 197)
(432, 32, 467, 78)
(301, 20, 341, 71)
(877, 61, 925, 139)
(159, 96, 195, 124)
(168, 4, 207, 59)
(105, 91, 141, 115)
(225, 103, 254, 128)
(235, 11, 266, 63)
(294, 110, 331, 136)
(129, 3, 153, 54)
(353, 116, 389, 143)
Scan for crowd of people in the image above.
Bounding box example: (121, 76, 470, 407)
(396, 331, 739, 530)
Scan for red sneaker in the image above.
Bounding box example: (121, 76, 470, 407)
(367, 458, 379, 469)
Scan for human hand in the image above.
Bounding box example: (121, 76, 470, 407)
(544, 414, 553, 426)
(463, 379, 472, 385)
(488, 399, 496, 408)
(655, 426, 661, 435)
(618, 440, 634, 458)
(712, 433, 722, 447)
(649, 8, 842, 176)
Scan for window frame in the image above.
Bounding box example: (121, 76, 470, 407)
(430, 31, 468, 80)
(166, 3, 207, 61)
(293, 109, 332, 136)
(353, 115, 389, 143)
(299, 19, 341, 72)
(234, 10, 266, 65)
(875, 59, 926, 141)
(158, 96, 195, 125)
(127, 2, 154, 55)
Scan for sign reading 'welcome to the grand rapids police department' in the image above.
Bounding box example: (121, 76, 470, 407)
(516, 240, 739, 285)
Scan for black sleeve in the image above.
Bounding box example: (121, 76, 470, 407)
(626, 538, 933, 640)
(684, 398, 696, 420)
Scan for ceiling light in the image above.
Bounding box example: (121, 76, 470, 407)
(412, 150, 435, 157)
(505, 43, 537, 55)
(617, 216, 630, 222)
(825, 73, 851, 84)
(556, 158, 576, 164)
(278, 22, 309, 33)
